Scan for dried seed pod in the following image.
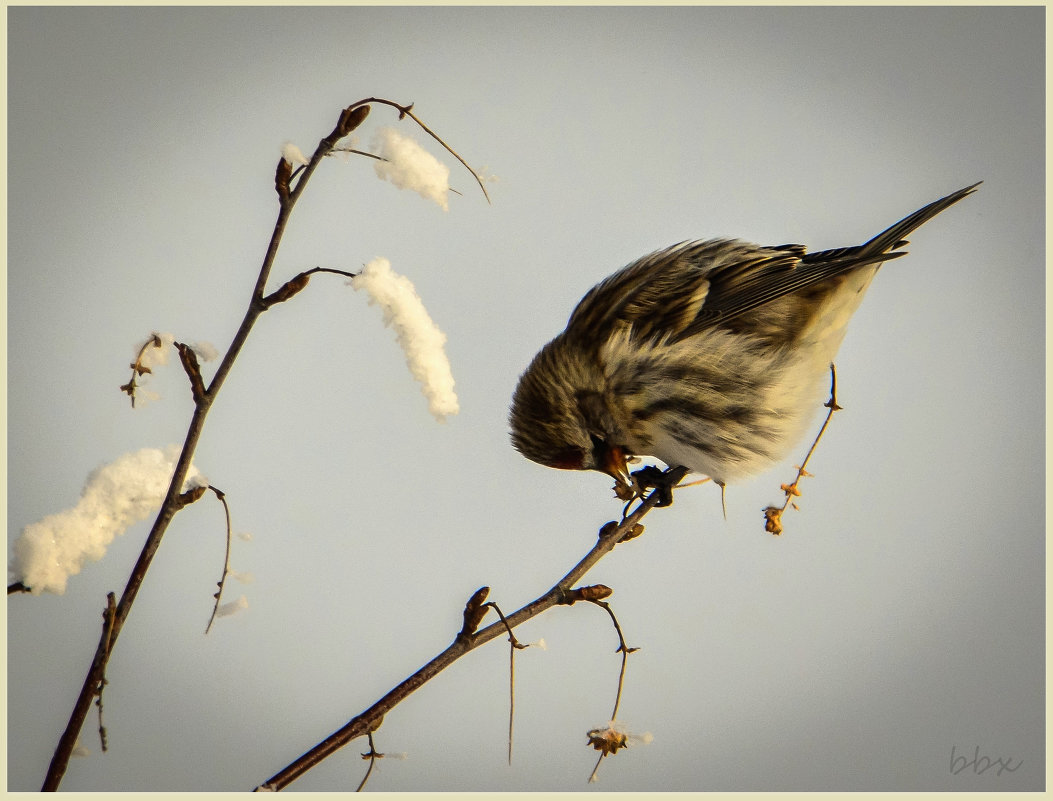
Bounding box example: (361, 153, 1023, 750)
(587, 726, 629, 756)
(763, 506, 784, 536)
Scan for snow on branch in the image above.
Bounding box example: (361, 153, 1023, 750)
(371, 127, 451, 210)
(10, 447, 206, 595)
(350, 258, 459, 422)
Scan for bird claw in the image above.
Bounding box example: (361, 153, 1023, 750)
(629, 465, 677, 507)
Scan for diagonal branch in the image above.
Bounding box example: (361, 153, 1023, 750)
(255, 466, 688, 791)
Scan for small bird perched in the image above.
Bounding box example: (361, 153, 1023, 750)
(509, 183, 979, 501)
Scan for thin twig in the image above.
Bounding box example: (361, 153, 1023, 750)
(588, 746, 605, 783)
(355, 731, 380, 793)
(119, 333, 164, 408)
(331, 147, 386, 162)
(481, 600, 527, 765)
(204, 487, 233, 635)
(346, 97, 492, 204)
(255, 466, 688, 791)
(331, 147, 466, 196)
(764, 364, 842, 535)
(591, 600, 635, 721)
(96, 593, 117, 752)
(584, 599, 637, 783)
(508, 631, 516, 765)
(302, 266, 359, 280)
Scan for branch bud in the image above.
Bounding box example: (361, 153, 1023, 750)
(457, 586, 490, 640)
(262, 272, 311, 307)
(176, 485, 207, 509)
(561, 584, 613, 604)
(175, 342, 207, 403)
(327, 104, 371, 143)
(618, 523, 644, 542)
(275, 158, 292, 198)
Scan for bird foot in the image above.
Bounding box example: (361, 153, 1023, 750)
(629, 465, 678, 507)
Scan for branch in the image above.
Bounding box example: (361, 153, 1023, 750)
(763, 363, 842, 535)
(204, 486, 233, 635)
(344, 97, 492, 204)
(255, 466, 688, 791)
(119, 333, 164, 407)
(39, 100, 391, 792)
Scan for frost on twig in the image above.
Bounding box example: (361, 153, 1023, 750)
(215, 595, 249, 619)
(281, 142, 309, 168)
(121, 333, 218, 407)
(9, 447, 206, 594)
(350, 258, 459, 422)
(120, 332, 172, 407)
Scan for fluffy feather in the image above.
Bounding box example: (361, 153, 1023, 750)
(510, 183, 979, 489)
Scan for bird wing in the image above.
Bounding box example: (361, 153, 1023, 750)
(565, 240, 719, 344)
(565, 183, 979, 347)
(685, 241, 904, 335)
(566, 238, 857, 345)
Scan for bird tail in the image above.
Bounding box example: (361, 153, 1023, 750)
(859, 181, 982, 258)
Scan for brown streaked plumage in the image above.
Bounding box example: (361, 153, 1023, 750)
(509, 183, 980, 494)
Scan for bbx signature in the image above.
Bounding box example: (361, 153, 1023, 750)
(950, 745, 1022, 777)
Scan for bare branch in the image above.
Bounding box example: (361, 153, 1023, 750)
(95, 593, 117, 753)
(344, 97, 491, 204)
(764, 364, 842, 535)
(175, 342, 207, 404)
(355, 731, 380, 793)
(260, 272, 311, 308)
(204, 487, 233, 635)
(120, 333, 165, 407)
(255, 466, 688, 791)
(42, 96, 478, 791)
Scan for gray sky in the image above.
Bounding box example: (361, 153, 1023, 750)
(7, 6, 1043, 793)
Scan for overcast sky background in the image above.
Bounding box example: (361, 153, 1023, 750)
(7, 6, 1044, 793)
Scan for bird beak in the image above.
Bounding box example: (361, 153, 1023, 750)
(599, 444, 632, 491)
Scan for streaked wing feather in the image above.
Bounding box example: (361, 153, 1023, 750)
(688, 249, 905, 333)
(565, 241, 715, 343)
(567, 238, 875, 345)
(563, 182, 979, 348)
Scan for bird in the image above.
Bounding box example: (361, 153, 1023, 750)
(509, 182, 980, 502)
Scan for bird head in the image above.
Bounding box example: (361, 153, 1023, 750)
(509, 338, 633, 489)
